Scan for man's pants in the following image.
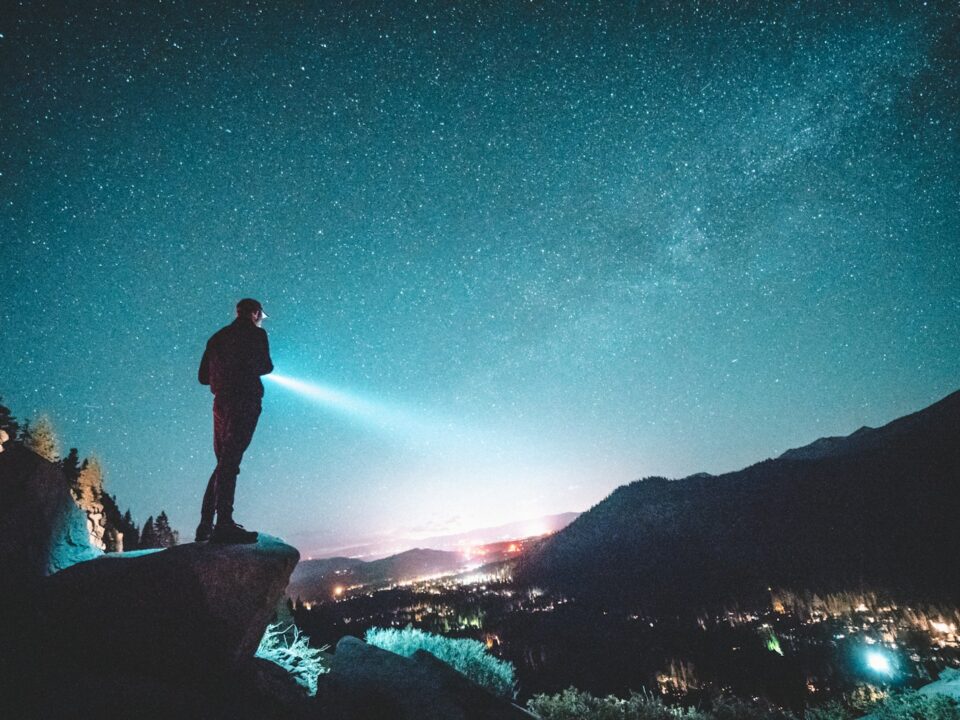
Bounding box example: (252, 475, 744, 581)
(201, 394, 262, 525)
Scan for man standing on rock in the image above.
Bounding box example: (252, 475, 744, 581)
(197, 298, 273, 544)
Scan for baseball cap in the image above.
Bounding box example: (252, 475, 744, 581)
(236, 298, 268, 318)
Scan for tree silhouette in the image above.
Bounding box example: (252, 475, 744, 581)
(100, 493, 131, 552)
(119, 509, 140, 550)
(61, 448, 83, 489)
(153, 511, 179, 548)
(23, 414, 60, 461)
(73, 456, 107, 550)
(140, 516, 158, 549)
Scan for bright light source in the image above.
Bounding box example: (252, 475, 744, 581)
(866, 650, 893, 675)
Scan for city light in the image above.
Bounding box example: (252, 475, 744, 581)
(865, 649, 893, 676)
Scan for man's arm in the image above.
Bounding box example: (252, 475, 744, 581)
(199, 343, 211, 385)
(258, 329, 274, 376)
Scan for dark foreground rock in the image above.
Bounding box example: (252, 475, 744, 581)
(315, 636, 537, 720)
(39, 533, 299, 680)
(1, 524, 306, 719)
(0, 443, 100, 583)
(19, 657, 312, 720)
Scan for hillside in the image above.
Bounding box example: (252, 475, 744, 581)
(289, 548, 466, 601)
(514, 389, 960, 613)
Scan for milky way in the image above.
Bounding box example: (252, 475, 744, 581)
(2, 1, 958, 555)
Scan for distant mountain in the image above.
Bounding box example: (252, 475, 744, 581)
(515, 389, 960, 613)
(289, 548, 465, 601)
(289, 535, 549, 602)
(359, 548, 465, 584)
(775, 393, 951, 461)
(777, 425, 875, 461)
(287, 556, 365, 596)
(410, 512, 581, 552)
(299, 511, 579, 560)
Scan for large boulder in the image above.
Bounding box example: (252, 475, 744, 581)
(0, 443, 100, 583)
(0, 443, 308, 718)
(39, 534, 299, 684)
(22, 655, 313, 720)
(316, 636, 536, 720)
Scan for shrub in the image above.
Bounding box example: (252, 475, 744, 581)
(709, 696, 797, 720)
(527, 687, 709, 720)
(802, 702, 851, 720)
(256, 622, 329, 696)
(867, 690, 960, 720)
(803, 687, 960, 720)
(364, 625, 517, 699)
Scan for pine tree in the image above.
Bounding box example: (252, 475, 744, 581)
(120, 510, 140, 550)
(23, 414, 60, 461)
(61, 448, 83, 490)
(153, 511, 179, 548)
(74, 456, 107, 550)
(75, 457, 104, 507)
(101, 493, 125, 552)
(140, 516, 158, 549)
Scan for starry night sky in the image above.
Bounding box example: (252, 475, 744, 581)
(2, 1, 958, 557)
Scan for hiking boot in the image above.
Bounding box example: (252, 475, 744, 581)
(210, 521, 258, 544)
(195, 520, 213, 542)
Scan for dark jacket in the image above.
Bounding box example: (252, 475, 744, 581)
(199, 318, 273, 398)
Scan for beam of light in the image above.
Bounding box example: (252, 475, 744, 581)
(267, 373, 387, 420)
(265, 372, 457, 441)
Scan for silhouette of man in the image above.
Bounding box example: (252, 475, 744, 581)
(197, 298, 273, 543)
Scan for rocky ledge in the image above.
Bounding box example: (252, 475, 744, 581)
(0, 447, 305, 718)
(40, 534, 299, 681)
(0, 442, 101, 582)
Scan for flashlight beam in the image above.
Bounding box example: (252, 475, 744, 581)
(267, 373, 383, 419)
(265, 372, 443, 438)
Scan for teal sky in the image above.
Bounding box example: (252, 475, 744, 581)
(2, 1, 958, 556)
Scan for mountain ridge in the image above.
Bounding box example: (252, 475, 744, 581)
(514, 388, 960, 612)
(777, 388, 960, 461)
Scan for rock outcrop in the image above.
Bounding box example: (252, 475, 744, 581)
(1, 535, 305, 719)
(0, 443, 101, 583)
(69, 457, 108, 550)
(0, 441, 307, 718)
(40, 534, 299, 682)
(316, 636, 536, 720)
